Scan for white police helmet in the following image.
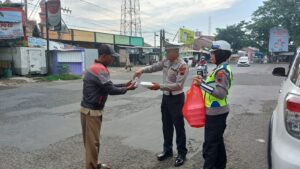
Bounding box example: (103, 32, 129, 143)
(165, 41, 184, 50)
(210, 40, 231, 52)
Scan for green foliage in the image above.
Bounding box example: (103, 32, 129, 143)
(215, 0, 300, 53)
(57, 64, 70, 75)
(215, 21, 252, 52)
(40, 74, 81, 82)
(248, 0, 300, 53)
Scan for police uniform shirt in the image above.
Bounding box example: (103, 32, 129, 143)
(142, 58, 189, 95)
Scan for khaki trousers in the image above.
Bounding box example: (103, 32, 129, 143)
(81, 111, 103, 169)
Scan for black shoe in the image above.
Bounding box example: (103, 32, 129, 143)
(157, 151, 173, 161)
(174, 154, 186, 167)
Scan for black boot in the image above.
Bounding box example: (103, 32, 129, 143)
(174, 154, 186, 167)
(157, 151, 173, 161)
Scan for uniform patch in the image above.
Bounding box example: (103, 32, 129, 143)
(179, 65, 187, 75)
(216, 71, 224, 83)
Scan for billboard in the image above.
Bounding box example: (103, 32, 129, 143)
(0, 22, 23, 39)
(115, 35, 130, 45)
(179, 28, 194, 45)
(73, 30, 94, 42)
(47, 0, 61, 30)
(130, 37, 144, 46)
(96, 33, 114, 44)
(269, 27, 289, 52)
(0, 10, 24, 39)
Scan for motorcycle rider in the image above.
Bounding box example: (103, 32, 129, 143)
(197, 56, 208, 78)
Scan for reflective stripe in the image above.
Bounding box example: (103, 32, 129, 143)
(201, 83, 214, 94)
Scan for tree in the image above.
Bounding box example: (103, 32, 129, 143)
(215, 21, 252, 53)
(248, 0, 300, 53)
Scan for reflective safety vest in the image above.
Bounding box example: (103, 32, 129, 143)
(204, 64, 233, 108)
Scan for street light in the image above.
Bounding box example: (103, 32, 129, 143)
(154, 32, 159, 48)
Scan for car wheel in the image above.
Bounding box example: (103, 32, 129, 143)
(268, 115, 273, 169)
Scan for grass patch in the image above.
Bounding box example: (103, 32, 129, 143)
(40, 74, 81, 81)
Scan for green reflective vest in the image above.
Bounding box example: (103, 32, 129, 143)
(204, 64, 233, 108)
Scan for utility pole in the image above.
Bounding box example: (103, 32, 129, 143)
(24, 0, 28, 21)
(159, 29, 165, 61)
(45, 1, 50, 74)
(154, 32, 157, 48)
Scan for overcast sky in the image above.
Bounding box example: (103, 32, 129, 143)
(18, 0, 264, 46)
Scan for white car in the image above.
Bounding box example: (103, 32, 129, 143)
(237, 56, 250, 67)
(182, 56, 194, 67)
(268, 48, 300, 169)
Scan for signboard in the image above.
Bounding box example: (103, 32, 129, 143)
(0, 22, 24, 39)
(179, 28, 194, 45)
(130, 37, 144, 46)
(73, 30, 94, 42)
(115, 35, 130, 45)
(96, 33, 114, 44)
(28, 37, 83, 51)
(269, 27, 289, 52)
(47, 0, 61, 30)
(0, 9, 25, 24)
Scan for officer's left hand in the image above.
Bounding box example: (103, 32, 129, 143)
(148, 82, 160, 90)
(193, 75, 202, 87)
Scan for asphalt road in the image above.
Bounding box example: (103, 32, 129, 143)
(0, 64, 288, 169)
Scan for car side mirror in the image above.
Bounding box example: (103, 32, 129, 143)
(272, 67, 287, 77)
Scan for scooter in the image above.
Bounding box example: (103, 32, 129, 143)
(197, 64, 208, 79)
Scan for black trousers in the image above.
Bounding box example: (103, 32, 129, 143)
(161, 93, 187, 156)
(203, 113, 229, 169)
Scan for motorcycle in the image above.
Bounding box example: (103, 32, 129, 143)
(197, 64, 208, 79)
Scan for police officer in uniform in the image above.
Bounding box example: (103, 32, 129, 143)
(134, 41, 189, 167)
(193, 40, 233, 169)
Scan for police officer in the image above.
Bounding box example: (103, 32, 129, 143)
(193, 40, 233, 169)
(134, 41, 189, 167)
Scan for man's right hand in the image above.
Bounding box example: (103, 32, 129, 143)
(126, 82, 137, 91)
(133, 69, 143, 79)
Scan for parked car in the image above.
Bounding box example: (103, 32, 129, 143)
(237, 56, 250, 67)
(268, 48, 300, 169)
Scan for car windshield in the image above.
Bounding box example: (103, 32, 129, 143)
(290, 53, 300, 87)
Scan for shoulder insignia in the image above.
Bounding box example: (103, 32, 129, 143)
(216, 71, 224, 83)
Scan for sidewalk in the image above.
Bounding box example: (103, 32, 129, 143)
(0, 77, 37, 87)
(0, 66, 146, 88)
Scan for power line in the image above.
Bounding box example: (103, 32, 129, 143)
(61, 13, 120, 32)
(78, 0, 118, 16)
(28, 0, 41, 19)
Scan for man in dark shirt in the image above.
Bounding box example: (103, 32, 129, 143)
(81, 44, 136, 169)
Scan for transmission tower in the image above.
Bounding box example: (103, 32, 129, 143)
(120, 0, 142, 37)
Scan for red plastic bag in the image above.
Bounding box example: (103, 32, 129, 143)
(182, 84, 206, 128)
